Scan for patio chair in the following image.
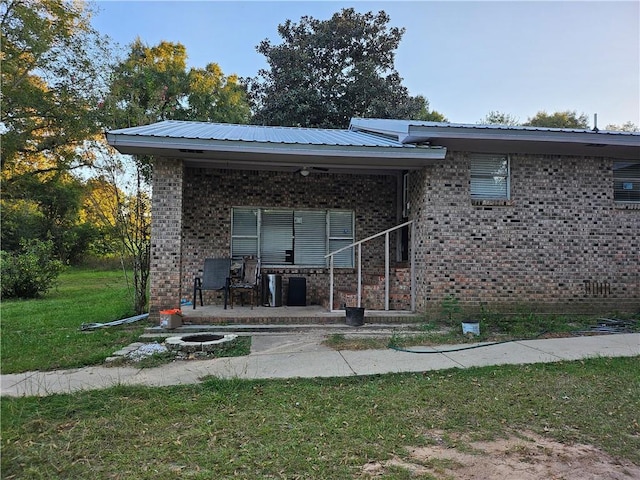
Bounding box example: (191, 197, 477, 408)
(193, 258, 231, 310)
(229, 256, 261, 309)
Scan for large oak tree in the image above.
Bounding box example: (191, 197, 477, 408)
(248, 8, 445, 128)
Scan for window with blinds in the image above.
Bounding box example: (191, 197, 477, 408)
(614, 161, 640, 202)
(231, 208, 354, 267)
(470, 154, 510, 200)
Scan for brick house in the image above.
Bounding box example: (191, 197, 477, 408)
(106, 119, 640, 317)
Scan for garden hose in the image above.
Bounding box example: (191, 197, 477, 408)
(388, 317, 638, 354)
(387, 331, 548, 354)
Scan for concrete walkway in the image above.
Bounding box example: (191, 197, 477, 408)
(2, 332, 638, 397)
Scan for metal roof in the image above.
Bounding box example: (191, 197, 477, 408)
(107, 120, 410, 148)
(105, 118, 640, 168)
(105, 120, 448, 172)
(349, 118, 640, 159)
(349, 118, 640, 139)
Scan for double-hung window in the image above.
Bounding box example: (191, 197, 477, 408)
(231, 207, 354, 267)
(470, 154, 510, 200)
(613, 161, 640, 203)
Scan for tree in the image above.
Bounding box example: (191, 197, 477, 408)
(104, 39, 251, 128)
(101, 40, 251, 313)
(1, 0, 110, 174)
(104, 39, 189, 128)
(605, 121, 639, 132)
(180, 64, 251, 124)
(88, 151, 152, 314)
(479, 111, 520, 126)
(1, 0, 110, 262)
(523, 110, 589, 129)
(413, 96, 448, 122)
(248, 8, 444, 128)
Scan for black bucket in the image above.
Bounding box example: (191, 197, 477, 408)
(345, 307, 365, 327)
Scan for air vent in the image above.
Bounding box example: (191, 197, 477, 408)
(584, 280, 611, 296)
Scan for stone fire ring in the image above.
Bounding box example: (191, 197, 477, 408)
(165, 333, 238, 353)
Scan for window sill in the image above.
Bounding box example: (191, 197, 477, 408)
(614, 202, 640, 210)
(261, 266, 355, 274)
(471, 199, 514, 207)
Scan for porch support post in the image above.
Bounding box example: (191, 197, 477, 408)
(385, 231, 390, 310)
(149, 157, 184, 321)
(411, 221, 416, 312)
(329, 254, 334, 311)
(357, 243, 362, 308)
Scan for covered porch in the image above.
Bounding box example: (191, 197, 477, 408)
(105, 120, 447, 319)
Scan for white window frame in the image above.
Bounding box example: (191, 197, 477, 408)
(231, 207, 354, 268)
(613, 161, 640, 203)
(470, 153, 511, 200)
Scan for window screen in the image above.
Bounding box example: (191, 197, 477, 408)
(614, 161, 640, 202)
(231, 208, 258, 260)
(294, 210, 327, 266)
(328, 210, 354, 268)
(261, 210, 293, 264)
(231, 208, 354, 267)
(470, 154, 510, 200)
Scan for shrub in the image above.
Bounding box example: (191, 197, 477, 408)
(0, 239, 64, 299)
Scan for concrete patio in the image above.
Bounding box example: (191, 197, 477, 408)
(179, 304, 421, 325)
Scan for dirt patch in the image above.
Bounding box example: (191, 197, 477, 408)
(361, 431, 640, 479)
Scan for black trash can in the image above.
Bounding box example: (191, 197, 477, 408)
(287, 277, 307, 306)
(345, 307, 365, 327)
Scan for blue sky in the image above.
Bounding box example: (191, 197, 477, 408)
(91, 1, 639, 127)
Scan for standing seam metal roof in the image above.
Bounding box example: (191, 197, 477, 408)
(107, 120, 411, 148)
(349, 118, 640, 137)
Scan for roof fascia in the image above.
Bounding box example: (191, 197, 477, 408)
(403, 124, 640, 147)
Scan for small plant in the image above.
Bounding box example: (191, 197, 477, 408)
(0, 239, 64, 299)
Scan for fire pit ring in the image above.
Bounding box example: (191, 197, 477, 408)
(165, 333, 238, 353)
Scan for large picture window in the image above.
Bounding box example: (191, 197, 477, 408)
(470, 153, 510, 200)
(231, 208, 354, 267)
(614, 161, 640, 203)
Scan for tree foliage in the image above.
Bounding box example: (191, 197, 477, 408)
(523, 110, 589, 129)
(1, 0, 109, 262)
(181, 63, 251, 124)
(478, 111, 520, 126)
(1, 0, 109, 174)
(604, 121, 639, 132)
(100, 39, 252, 313)
(248, 8, 444, 128)
(104, 39, 251, 128)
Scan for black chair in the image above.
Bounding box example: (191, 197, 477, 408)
(193, 258, 231, 309)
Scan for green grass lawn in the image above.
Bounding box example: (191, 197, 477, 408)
(1, 268, 149, 374)
(1, 269, 639, 478)
(2, 357, 638, 479)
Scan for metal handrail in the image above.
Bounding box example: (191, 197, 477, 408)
(325, 220, 414, 312)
